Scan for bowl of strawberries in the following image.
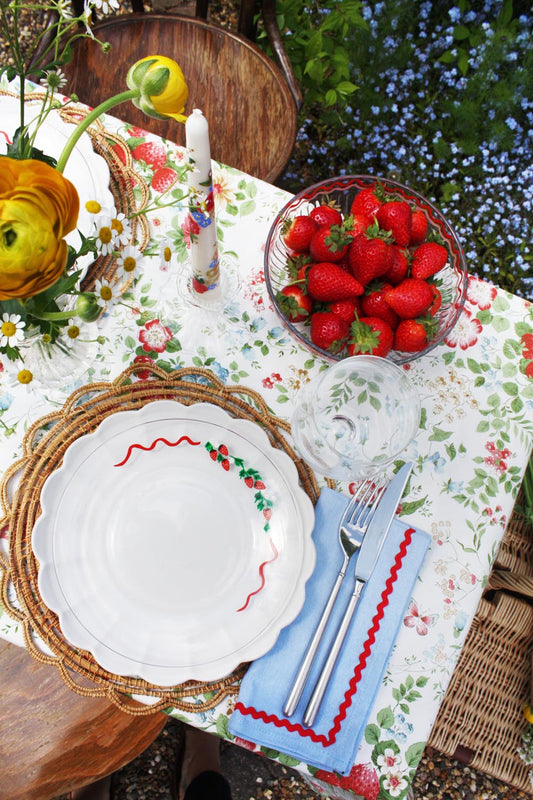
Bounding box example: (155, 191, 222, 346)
(264, 175, 468, 363)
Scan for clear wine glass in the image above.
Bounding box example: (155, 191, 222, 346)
(290, 355, 420, 481)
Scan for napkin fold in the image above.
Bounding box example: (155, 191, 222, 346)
(229, 487, 431, 776)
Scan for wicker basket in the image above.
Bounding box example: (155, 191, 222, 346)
(428, 485, 533, 794)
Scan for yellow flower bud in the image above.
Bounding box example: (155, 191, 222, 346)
(126, 55, 189, 123)
(0, 159, 79, 300)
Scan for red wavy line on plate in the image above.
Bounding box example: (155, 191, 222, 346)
(235, 528, 414, 746)
(237, 538, 280, 612)
(114, 435, 201, 467)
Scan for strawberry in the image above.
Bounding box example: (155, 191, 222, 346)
(411, 241, 448, 279)
(309, 203, 343, 228)
(394, 316, 438, 352)
(151, 166, 178, 192)
(361, 284, 398, 329)
(309, 225, 352, 263)
(328, 296, 361, 324)
(348, 316, 394, 357)
(384, 278, 435, 318)
(310, 312, 349, 353)
(347, 212, 373, 237)
(350, 187, 382, 219)
(286, 252, 312, 281)
(307, 262, 364, 302)
(383, 245, 409, 285)
(132, 141, 167, 169)
(315, 762, 379, 799)
(112, 142, 128, 165)
(282, 215, 318, 253)
(410, 207, 429, 245)
(348, 225, 394, 286)
(429, 284, 442, 315)
(376, 199, 412, 246)
(276, 284, 313, 322)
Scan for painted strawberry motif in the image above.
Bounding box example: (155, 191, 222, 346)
(132, 141, 167, 169)
(281, 214, 317, 253)
(310, 311, 350, 353)
(315, 762, 379, 799)
(376, 199, 412, 246)
(384, 278, 435, 318)
(151, 166, 178, 192)
(411, 241, 448, 279)
(307, 262, 364, 302)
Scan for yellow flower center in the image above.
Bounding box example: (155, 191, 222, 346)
(163, 246, 171, 262)
(67, 325, 80, 339)
(98, 226, 113, 245)
(1, 321, 16, 337)
(85, 200, 102, 214)
(17, 369, 33, 384)
(42, 333, 51, 344)
(123, 256, 137, 273)
(99, 286, 113, 301)
(111, 218, 124, 235)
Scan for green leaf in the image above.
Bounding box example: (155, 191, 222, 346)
(405, 741, 426, 768)
(365, 723, 381, 744)
(429, 427, 452, 441)
(376, 706, 395, 728)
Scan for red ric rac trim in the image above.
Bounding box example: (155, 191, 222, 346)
(237, 538, 279, 612)
(114, 435, 201, 467)
(234, 528, 415, 746)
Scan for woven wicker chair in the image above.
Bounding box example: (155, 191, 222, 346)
(428, 485, 533, 795)
(57, 0, 302, 182)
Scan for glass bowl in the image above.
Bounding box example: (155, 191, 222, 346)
(291, 355, 420, 481)
(264, 175, 468, 364)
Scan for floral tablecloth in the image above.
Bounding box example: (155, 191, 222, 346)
(1, 102, 533, 800)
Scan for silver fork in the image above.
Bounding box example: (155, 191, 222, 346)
(283, 475, 388, 717)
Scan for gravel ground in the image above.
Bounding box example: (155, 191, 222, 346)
(2, 4, 532, 800)
(99, 716, 532, 800)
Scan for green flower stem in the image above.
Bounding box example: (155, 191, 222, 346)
(56, 89, 139, 173)
(30, 309, 75, 321)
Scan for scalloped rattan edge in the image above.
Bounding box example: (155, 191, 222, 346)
(0, 364, 322, 715)
(0, 90, 150, 293)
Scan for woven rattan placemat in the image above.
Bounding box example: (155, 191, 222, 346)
(1, 90, 150, 291)
(0, 364, 321, 715)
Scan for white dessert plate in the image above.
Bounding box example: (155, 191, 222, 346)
(0, 95, 115, 275)
(32, 400, 316, 685)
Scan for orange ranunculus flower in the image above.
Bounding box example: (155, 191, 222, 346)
(0, 158, 79, 300)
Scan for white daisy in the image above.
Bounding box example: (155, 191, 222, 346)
(159, 239, 173, 272)
(39, 68, 67, 90)
(0, 313, 25, 347)
(110, 212, 132, 246)
(94, 278, 119, 309)
(92, 0, 120, 15)
(93, 214, 120, 256)
(116, 244, 145, 282)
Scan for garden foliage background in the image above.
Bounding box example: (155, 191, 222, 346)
(269, 0, 533, 301)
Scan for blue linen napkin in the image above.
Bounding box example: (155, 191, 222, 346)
(229, 487, 431, 776)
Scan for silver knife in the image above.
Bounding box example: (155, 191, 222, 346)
(302, 461, 413, 727)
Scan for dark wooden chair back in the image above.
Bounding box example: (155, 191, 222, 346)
(61, 0, 301, 180)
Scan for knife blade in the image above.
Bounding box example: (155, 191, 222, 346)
(302, 460, 413, 727)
